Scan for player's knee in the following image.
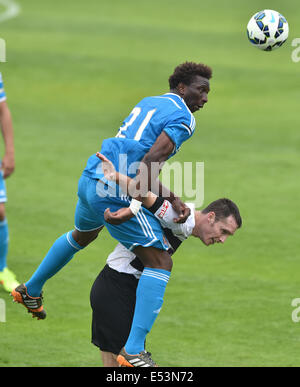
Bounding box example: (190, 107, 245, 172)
(141, 248, 173, 272)
(0, 203, 6, 221)
(72, 227, 103, 247)
(156, 254, 173, 272)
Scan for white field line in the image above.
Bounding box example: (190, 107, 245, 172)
(0, 0, 20, 23)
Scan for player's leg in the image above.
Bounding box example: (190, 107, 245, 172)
(102, 202, 172, 365)
(72, 228, 103, 246)
(100, 351, 119, 367)
(0, 202, 8, 272)
(0, 184, 19, 292)
(118, 246, 171, 363)
(133, 245, 173, 271)
(23, 174, 106, 297)
(11, 226, 104, 319)
(90, 264, 139, 367)
(12, 175, 105, 317)
(24, 227, 103, 297)
(0, 171, 8, 272)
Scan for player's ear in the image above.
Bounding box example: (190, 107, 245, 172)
(207, 212, 216, 225)
(177, 82, 186, 97)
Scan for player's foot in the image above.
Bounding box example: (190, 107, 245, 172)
(11, 283, 46, 320)
(117, 347, 158, 367)
(0, 267, 20, 293)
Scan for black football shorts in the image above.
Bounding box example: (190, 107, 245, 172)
(90, 264, 139, 354)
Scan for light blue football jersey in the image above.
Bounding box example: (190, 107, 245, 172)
(0, 73, 7, 201)
(0, 73, 6, 102)
(83, 93, 196, 183)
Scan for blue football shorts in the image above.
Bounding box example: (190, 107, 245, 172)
(0, 170, 7, 203)
(74, 174, 169, 252)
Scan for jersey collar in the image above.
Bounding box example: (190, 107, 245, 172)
(163, 93, 193, 115)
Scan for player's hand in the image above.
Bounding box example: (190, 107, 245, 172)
(172, 198, 191, 223)
(96, 152, 116, 181)
(1, 153, 15, 179)
(104, 207, 135, 225)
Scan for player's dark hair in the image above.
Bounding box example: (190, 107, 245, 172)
(202, 198, 242, 228)
(169, 62, 212, 89)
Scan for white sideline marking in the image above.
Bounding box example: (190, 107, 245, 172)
(0, 0, 20, 23)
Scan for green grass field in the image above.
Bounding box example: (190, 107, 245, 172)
(0, 0, 300, 367)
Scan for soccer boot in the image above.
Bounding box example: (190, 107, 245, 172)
(0, 267, 20, 293)
(117, 347, 158, 367)
(11, 283, 46, 320)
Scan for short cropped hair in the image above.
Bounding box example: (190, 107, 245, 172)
(169, 62, 213, 89)
(202, 198, 242, 228)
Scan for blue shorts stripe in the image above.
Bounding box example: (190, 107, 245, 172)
(140, 209, 157, 239)
(135, 212, 149, 238)
(74, 175, 169, 252)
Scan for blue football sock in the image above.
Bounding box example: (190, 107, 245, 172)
(125, 268, 171, 355)
(25, 231, 83, 297)
(0, 219, 9, 272)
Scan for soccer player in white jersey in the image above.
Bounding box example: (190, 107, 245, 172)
(97, 151, 241, 246)
(0, 72, 19, 292)
(92, 153, 242, 366)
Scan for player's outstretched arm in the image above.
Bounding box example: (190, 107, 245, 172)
(96, 152, 157, 209)
(97, 132, 190, 224)
(134, 132, 190, 223)
(96, 152, 189, 228)
(96, 152, 158, 225)
(0, 101, 15, 179)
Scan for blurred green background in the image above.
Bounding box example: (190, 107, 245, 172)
(0, 0, 300, 366)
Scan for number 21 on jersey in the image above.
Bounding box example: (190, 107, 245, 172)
(116, 107, 156, 141)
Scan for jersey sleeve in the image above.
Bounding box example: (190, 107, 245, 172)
(0, 73, 6, 103)
(153, 199, 187, 239)
(153, 200, 176, 228)
(163, 110, 195, 154)
(153, 200, 195, 240)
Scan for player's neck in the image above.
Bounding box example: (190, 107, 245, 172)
(191, 211, 203, 238)
(168, 89, 191, 113)
(168, 89, 183, 99)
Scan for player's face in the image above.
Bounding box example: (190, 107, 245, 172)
(181, 75, 210, 113)
(201, 214, 238, 246)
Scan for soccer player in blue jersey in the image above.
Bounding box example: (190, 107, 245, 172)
(0, 72, 19, 292)
(12, 61, 212, 366)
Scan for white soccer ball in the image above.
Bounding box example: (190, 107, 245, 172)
(247, 9, 289, 51)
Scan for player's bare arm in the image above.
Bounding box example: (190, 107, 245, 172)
(97, 152, 157, 209)
(0, 101, 15, 179)
(103, 132, 190, 225)
(129, 131, 191, 223)
(97, 152, 189, 224)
